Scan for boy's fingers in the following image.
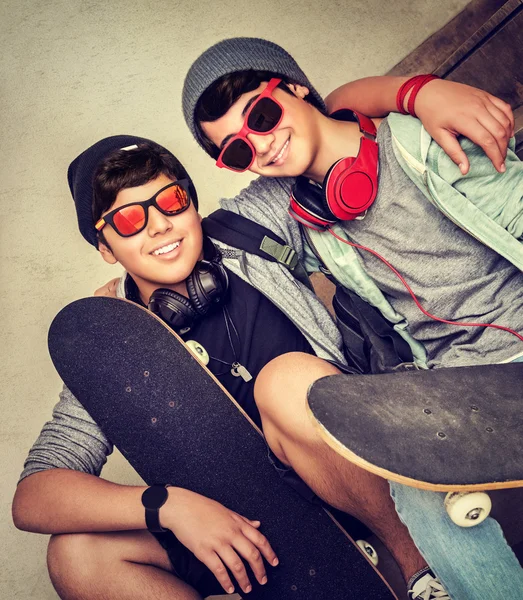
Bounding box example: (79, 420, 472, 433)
(241, 523, 279, 567)
(217, 546, 252, 594)
(476, 109, 510, 159)
(489, 95, 515, 136)
(472, 114, 507, 172)
(233, 536, 268, 586)
(432, 130, 469, 174)
(484, 102, 513, 145)
(446, 112, 504, 172)
(203, 551, 236, 594)
(238, 514, 261, 527)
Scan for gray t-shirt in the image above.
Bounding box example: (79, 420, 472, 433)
(344, 119, 523, 368)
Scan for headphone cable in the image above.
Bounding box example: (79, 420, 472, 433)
(327, 227, 523, 344)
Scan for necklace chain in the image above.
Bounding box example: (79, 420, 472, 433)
(208, 306, 252, 382)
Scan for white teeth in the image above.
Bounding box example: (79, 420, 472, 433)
(153, 241, 180, 256)
(271, 139, 289, 164)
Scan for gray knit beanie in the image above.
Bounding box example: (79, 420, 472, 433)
(182, 37, 325, 147)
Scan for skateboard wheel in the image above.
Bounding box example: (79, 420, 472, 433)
(185, 340, 210, 365)
(356, 540, 379, 566)
(444, 492, 492, 527)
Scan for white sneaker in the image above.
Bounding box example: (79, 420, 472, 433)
(407, 567, 450, 600)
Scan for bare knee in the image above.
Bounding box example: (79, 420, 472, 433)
(255, 352, 340, 417)
(47, 533, 102, 594)
(254, 353, 341, 462)
(48, 532, 98, 573)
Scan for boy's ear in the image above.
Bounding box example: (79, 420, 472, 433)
(286, 83, 310, 99)
(98, 241, 118, 265)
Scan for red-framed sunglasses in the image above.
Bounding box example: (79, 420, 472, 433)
(216, 78, 284, 172)
(95, 180, 191, 237)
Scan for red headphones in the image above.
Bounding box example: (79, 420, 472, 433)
(289, 113, 523, 347)
(289, 110, 379, 230)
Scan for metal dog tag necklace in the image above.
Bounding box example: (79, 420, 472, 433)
(231, 362, 252, 381)
(208, 306, 253, 382)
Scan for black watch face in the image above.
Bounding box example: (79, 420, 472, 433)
(142, 485, 168, 509)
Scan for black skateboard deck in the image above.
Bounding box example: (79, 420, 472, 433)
(48, 297, 396, 600)
(308, 366, 523, 491)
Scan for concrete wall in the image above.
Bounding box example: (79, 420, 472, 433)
(1, 1, 469, 597)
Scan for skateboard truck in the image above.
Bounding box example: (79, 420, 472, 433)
(391, 362, 419, 372)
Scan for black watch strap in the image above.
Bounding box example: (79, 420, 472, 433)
(141, 484, 170, 533)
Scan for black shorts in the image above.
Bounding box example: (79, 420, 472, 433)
(152, 451, 320, 598)
(154, 362, 358, 597)
(153, 455, 367, 597)
(153, 529, 225, 598)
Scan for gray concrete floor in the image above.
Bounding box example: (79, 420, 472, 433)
(1, 1, 476, 598)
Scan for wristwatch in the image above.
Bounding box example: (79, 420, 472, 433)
(141, 484, 170, 532)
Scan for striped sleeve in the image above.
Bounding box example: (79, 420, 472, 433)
(18, 385, 113, 483)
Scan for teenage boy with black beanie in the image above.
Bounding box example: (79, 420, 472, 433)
(14, 134, 441, 599)
(182, 37, 523, 600)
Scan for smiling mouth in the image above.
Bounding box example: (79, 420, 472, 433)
(151, 240, 181, 256)
(267, 139, 289, 166)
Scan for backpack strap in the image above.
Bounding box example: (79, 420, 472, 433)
(334, 287, 415, 373)
(302, 227, 415, 373)
(202, 209, 313, 290)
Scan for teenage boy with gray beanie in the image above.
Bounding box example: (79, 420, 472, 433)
(13, 134, 440, 599)
(181, 37, 523, 600)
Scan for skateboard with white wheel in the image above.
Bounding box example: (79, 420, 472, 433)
(48, 297, 397, 599)
(307, 365, 523, 527)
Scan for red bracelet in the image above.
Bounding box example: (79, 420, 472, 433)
(396, 74, 439, 118)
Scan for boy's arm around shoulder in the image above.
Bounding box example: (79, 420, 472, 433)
(435, 136, 523, 240)
(325, 76, 514, 174)
(219, 176, 306, 256)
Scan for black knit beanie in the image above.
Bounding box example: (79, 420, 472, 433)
(182, 37, 325, 149)
(67, 135, 198, 247)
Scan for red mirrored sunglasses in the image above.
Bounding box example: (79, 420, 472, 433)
(216, 78, 284, 172)
(95, 180, 191, 237)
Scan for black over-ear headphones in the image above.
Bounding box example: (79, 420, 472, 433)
(289, 110, 379, 230)
(148, 258, 229, 333)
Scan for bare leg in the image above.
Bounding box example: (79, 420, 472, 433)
(254, 352, 426, 582)
(47, 530, 202, 600)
